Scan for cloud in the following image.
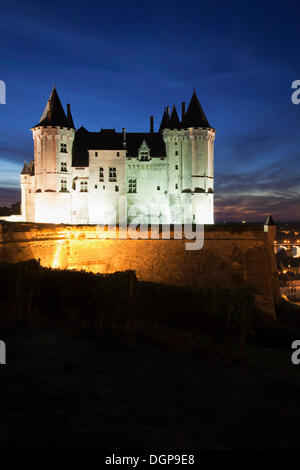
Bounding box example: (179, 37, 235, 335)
(215, 153, 300, 220)
(0, 187, 20, 206)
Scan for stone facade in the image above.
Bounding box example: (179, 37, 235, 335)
(21, 87, 215, 225)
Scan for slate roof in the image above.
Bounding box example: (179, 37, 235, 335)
(159, 108, 169, 132)
(264, 214, 276, 226)
(72, 128, 166, 167)
(67, 104, 75, 128)
(21, 160, 34, 175)
(33, 86, 75, 129)
(167, 105, 181, 129)
(158, 89, 213, 130)
(126, 133, 166, 157)
(181, 89, 211, 128)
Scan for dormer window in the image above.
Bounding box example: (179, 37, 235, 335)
(60, 143, 67, 153)
(138, 140, 150, 161)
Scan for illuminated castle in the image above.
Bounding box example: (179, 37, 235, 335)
(21, 86, 215, 224)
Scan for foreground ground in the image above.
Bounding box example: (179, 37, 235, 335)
(0, 327, 299, 450)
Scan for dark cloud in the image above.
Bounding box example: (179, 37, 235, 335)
(215, 153, 300, 221)
(0, 187, 20, 207)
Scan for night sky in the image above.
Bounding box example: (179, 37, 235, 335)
(0, 0, 300, 221)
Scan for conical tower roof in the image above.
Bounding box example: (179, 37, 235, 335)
(67, 104, 75, 128)
(167, 105, 181, 129)
(21, 161, 28, 175)
(264, 214, 276, 226)
(159, 108, 169, 132)
(33, 85, 74, 128)
(181, 89, 211, 128)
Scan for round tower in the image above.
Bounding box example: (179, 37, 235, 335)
(30, 86, 75, 223)
(161, 90, 216, 224)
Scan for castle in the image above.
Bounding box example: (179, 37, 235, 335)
(21, 86, 215, 225)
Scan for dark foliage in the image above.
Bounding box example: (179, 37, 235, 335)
(0, 260, 255, 353)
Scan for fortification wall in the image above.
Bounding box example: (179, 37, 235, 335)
(0, 222, 280, 317)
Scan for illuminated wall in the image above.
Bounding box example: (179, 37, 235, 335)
(21, 124, 216, 225)
(0, 223, 280, 318)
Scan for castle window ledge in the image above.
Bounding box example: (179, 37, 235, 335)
(59, 190, 70, 193)
(45, 189, 56, 192)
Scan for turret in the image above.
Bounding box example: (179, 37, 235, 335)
(31, 85, 75, 194)
(27, 85, 76, 223)
(162, 89, 216, 224)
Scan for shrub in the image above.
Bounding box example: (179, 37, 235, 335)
(0, 260, 254, 353)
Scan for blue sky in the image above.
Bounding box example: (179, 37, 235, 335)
(0, 0, 300, 220)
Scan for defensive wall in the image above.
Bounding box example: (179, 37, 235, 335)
(0, 222, 280, 317)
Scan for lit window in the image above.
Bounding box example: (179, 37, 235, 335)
(61, 162, 67, 172)
(99, 167, 104, 181)
(128, 178, 136, 193)
(80, 181, 88, 192)
(60, 143, 67, 153)
(140, 151, 150, 161)
(60, 179, 67, 192)
(109, 167, 117, 181)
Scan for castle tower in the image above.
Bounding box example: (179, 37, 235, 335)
(27, 85, 76, 223)
(161, 90, 215, 224)
(20, 160, 35, 221)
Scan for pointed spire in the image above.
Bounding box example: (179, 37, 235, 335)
(67, 103, 75, 128)
(21, 161, 28, 174)
(28, 160, 35, 176)
(181, 89, 211, 128)
(167, 105, 181, 129)
(33, 85, 74, 128)
(77, 125, 88, 133)
(264, 214, 276, 226)
(159, 107, 170, 132)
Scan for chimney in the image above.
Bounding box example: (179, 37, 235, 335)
(122, 128, 126, 148)
(166, 106, 170, 119)
(150, 116, 154, 133)
(181, 102, 185, 121)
